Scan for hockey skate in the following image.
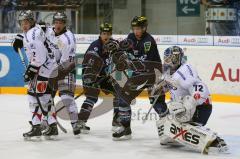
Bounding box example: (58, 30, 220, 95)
(112, 126, 132, 141)
(71, 122, 81, 136)
(29, 120, 48, 132)
(77, 120, 90, 134)
(42, 123, 58, 140)
(23, 124, 42, 141)
(112, 113, 122, 132)
(205, 136, 229, 154)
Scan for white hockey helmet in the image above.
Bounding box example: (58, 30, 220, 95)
(18, 10, 35, 26)
(163, 46, 185, 74)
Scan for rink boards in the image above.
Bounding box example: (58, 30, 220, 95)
(0, 34, 239, 103)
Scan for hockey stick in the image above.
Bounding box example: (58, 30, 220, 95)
(142, 69, 169, 124)
(142, 95, 170, 124)
(142, 69, 180, 124)
(142, 85, 166, 124)
(74, 68, 117, 100)
(18, 48, 67, 133)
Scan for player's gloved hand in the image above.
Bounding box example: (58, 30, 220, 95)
(56, 62, 75, 80)
(119, 39, 133, 51)
(39, 20, 47, 32)
(149, 96, 155, 104)
(12, 34, 23, 53)
(103, 40, 119, 54)
(24, 65, 40, 82)
(112, 51, 129, 71)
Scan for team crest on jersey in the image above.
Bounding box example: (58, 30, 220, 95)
(144, 42, 151, 53)
(57, 40, 64, 49)
(36, 81, 48, 93)
(133, 50, 138, 55)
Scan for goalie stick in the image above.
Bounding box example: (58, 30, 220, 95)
(142, 69, 173, 124)
(142, 79, 168, 124)
(18, 48, 67, 133)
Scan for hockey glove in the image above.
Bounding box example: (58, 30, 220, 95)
(12, 34, 23, 53)
(119, 39, 133, 51)
(24, 65, 40, 82)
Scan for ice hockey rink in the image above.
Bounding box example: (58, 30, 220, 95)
(0, 95, 239, 159)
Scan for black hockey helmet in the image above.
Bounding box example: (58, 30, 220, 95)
(53, 12, 67, 23)
(18, 10, 35, 25)
(100, 23, 112, 33)
(131, 16, 148, 28)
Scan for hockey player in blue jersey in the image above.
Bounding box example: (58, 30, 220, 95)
(112, 16, 168, 140)
(78, 23, 120, 133)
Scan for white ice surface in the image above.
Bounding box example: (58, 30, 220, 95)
(0, 95, 239, 159)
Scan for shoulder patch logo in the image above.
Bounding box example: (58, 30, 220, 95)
(57, 40, 64, 49)
(144, 42, 151, 53)
(94, 47, 98, 52)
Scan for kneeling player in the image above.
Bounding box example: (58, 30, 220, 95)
(154, 46, 228, 154)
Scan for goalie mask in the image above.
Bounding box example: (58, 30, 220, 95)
(163, 46, 185, 74)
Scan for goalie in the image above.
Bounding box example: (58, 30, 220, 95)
(154, 46, 228, 154)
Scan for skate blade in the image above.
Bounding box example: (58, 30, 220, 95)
(112, 135, 132, 141)
(160, 141, 183, 147)
(208, 146, 230, 155)
(24, 136, 42, 142)
(44, 135, 58, 141)
(81, 129, 90, 134)
(74, 134, 81, 139)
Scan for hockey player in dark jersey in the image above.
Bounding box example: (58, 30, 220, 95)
(111, 16, 168, 140)
(77, 23, 119, 133)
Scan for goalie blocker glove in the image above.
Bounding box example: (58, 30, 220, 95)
(24, 65, 40, 82)
(12, 34, 24, 53)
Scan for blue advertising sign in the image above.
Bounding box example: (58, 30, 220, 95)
(0, 46, 26, 86)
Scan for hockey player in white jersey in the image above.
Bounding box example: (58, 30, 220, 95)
(44, 12, 80, 135)
(12, 10, 58, 140)
(153, 46, 228, 154)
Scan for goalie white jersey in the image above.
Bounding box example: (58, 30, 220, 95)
(169, 63, 211, 105)
(23, 25, 56, 78)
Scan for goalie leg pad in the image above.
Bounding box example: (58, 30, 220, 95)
(156, 116, 222, 154)
(156, 117, 180, 146)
